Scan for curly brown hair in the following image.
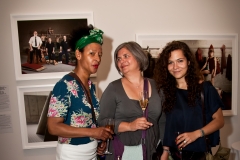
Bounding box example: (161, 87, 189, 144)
(153, 41, 202, 112)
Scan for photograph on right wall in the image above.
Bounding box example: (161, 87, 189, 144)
(136, 34, 238, 116)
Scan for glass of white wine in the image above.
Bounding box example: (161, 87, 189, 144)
(104, 118, 115, 155)
(139, 91, 149, 113)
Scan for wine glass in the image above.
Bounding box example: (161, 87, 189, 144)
(139, 91, 149, 114)
(175, 131, 183, 160)
(104, 118, 115, 155)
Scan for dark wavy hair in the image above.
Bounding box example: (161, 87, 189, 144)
(153, 41, 202, 112)
(68, 24, 94, 66)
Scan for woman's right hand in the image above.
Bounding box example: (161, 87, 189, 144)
(97, 141, 107, 155)
(92, 127, 113, 141)
(129, 117, 153, 131)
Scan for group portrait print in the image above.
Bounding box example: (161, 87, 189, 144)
(11, 13, 96, 81)
(136, 34, 238, 116)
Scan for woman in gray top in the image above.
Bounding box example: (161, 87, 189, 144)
(98, 41, 162, 160)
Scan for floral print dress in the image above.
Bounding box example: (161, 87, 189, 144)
(47, 74, 99, 145)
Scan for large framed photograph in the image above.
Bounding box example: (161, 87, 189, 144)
(136, 34, 238, 116)
(11, 13, 96, 81)
(17, 82, 99, 149)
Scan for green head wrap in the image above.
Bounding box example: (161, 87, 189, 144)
(75, 28, 104, 50)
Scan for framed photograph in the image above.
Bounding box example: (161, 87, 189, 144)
(17, 81, 99, 149)
(136, 34, 238, 116)
(17, 84, 56, 149)
(11, 13, 96, 81)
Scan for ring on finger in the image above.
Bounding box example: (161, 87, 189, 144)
(183, 140, 187, 144)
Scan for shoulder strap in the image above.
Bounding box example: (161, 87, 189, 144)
(68, 72, 97, 123)
(142, 78, 149, 160)
(143, 78, 149, 117)
(200, 82, 211, 153)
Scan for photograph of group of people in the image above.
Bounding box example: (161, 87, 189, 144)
(28, 30, 71, 65)
(17, 19, 87, 74)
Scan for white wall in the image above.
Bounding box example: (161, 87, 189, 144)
(0, 0, 239, 159)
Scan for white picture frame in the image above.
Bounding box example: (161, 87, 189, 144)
(17, 81, 99, 149)
(11, 12, 96, 81)
(136, 34, 238, 116)
(17, 84, 56, 149)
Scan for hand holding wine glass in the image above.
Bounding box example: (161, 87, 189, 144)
(104, 118, 115, 155)
(175, 131, 183, 160)
(139, 91, 149, 113)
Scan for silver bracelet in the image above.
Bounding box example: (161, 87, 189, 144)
(163, 148, 171, 154)
(200, 129, 205, 137)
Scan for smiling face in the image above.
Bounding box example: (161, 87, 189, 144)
(168, 49, 189, 81)
(116, 47, 139, 75)
(76, 43, 102, 75)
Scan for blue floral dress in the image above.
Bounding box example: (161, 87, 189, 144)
(47, 74, 99, 145)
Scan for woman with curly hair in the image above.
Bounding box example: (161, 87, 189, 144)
(153, 41, 224, 160)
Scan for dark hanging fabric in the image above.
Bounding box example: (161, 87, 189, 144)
(143, 51, 155, 78)
(221, 49, 227, 74)
(226, 54, 232, 81)
(195, 48, 205, 69)
(195, 48, 203, 62)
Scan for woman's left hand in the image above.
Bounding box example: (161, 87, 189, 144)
(175, 130, 200, 149)
(97, 141, 106, 155)
(129, 117, 153, 131)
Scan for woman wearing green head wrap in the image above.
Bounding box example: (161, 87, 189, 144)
(47, 24, 113, 160)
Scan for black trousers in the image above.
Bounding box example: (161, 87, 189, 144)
(30, 47, 41, 63)
(48, 51, 55, 60)
(58, 50, 69, 64)
(170, 148, 206, 160)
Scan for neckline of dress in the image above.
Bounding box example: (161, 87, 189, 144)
(177, 87, 187, 91)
